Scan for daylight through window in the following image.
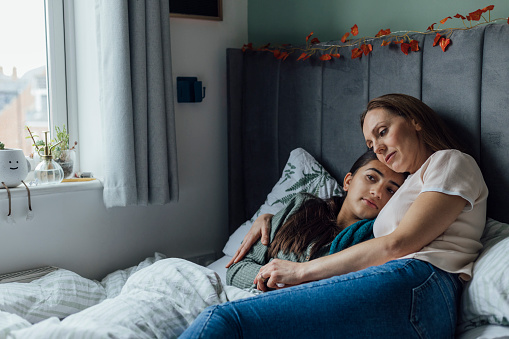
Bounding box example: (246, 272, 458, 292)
(0, 0, 49, 155)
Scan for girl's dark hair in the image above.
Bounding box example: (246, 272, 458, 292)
(267, 150, 378, 259)
(360, 93, 463, 152)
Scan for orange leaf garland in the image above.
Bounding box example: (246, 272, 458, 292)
(440, 16, 452, 24)
(433, 33, 441, 47)
(319, 54, 332, 61)
(427, 23, 437, 31)
(310, 37, 320, 44)
(351, 48, 363, 59)
(376, 28, 391, 37)
(341, 32, 350, 43)
(454, 14, 466, 20)
(381, 40, 390, 46)
(439, 37, 451, 52)
(331, 53, 341, 58)
(351, 24, 359, 36)
(306, 32, 314, 42)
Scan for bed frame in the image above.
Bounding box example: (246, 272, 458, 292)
(227, 23, 509, 235)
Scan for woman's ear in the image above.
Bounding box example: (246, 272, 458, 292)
(411, 119, 422, 131)
(343, 172, 353, 192)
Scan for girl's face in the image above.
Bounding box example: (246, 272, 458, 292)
(340, 159, 406, 222)
(362, 108, 431, 174)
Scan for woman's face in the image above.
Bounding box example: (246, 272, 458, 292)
(341, 159, 406, 221)
(362, 108, 431, 174)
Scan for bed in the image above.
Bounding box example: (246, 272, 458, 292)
(1, 22, 509, 338)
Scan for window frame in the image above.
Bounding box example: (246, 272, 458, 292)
(45, 0, 80, 172)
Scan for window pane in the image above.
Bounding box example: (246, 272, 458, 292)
(0, 0, 49, 155)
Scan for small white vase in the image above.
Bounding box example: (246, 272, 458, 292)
(0, 148, 29, 188)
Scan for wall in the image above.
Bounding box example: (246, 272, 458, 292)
(248, 0, 509, 45)
(0, 0, 247, 280)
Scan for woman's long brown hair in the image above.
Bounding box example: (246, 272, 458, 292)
(267, 151, 378, 259)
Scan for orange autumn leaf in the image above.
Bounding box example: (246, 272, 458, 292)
(427, 23, 437, 31)
(375, 28, 391, 37)
(433, 33, 441, 47)
(306, 32, 314, 42)
(454, 14, 466, 20)
(320, 54, 332, 61)
(381, 40, 390, 46)
(242, 43, 253, 52)
(273, 50, 281, 58)
(469, 9, 483, 21)
(439, 37, 451, 52)
(392, 39, 404, 44)
(331, 53, 341, 58)
(310, 37, 320, 44)
(482, 5, 494, 12)
(360, 43, 373, 56)
(277, 51, 289, 60)
(341, 32, 350, 43)
(297, 52, 308, 61)
(410, 39, 419, 52)
(351, 24, 359, 36)
(351, 48, 363, 59)
(440, 16, 452, 24)
(401, 43, 411, 55)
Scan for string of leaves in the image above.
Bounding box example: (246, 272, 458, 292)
(242, 5, 506, 60)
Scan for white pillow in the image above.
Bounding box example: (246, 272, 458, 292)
(457, 218, 509, 333)
(222, 148, 343, 257)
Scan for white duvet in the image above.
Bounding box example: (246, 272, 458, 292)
(0, 255, 254, 338)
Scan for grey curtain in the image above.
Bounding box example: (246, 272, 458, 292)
(95, 0, 178, 207)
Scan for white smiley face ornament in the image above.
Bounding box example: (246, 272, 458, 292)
(0, 149, 29, 188)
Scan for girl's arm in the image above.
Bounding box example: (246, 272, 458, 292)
(258, 191, 466, 288)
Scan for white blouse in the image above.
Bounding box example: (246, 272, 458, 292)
(374, 149, 488, 280)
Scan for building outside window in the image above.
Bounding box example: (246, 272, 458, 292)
(0, 0, 63, 156)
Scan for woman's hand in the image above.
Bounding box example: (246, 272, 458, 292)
(225, 213, 273, 268)
(254, 259, 307, 292)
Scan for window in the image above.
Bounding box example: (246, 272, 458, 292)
(0, 0, 68, 156)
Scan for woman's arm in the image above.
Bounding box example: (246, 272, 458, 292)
(258, 191, 466, 288)
(225, 213, 273, 268)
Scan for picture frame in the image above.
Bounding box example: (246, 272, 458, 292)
(169, 0, 223, 21)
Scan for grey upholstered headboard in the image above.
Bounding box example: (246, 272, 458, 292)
(227, 23, 509, 234)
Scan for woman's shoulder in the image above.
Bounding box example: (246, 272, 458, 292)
(428, 149, 480, 170)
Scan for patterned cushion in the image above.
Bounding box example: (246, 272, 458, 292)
(222, 148, 342, 257)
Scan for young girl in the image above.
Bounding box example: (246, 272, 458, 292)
(227, 150, 406, 291)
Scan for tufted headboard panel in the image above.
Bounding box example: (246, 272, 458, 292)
(227, 23, 509, 234)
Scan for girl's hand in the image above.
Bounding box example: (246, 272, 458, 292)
(254, 259, 307, 291)
(225, 214, 273, 268)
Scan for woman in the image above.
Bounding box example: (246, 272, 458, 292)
(180, 94, 488, 338)
(227, 150, 406, 291)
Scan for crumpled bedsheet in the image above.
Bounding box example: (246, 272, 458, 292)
(0, 257, 254, 338)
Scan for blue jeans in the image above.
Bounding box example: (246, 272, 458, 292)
(179, 259, 463, 339)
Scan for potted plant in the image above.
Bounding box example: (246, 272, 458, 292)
(26, 125, 77, 179)
(52, 125, 77, 179)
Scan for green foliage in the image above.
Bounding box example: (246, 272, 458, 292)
(0, 142, 4, 150)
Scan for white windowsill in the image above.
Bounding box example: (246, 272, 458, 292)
(0, 179, 103, 199)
